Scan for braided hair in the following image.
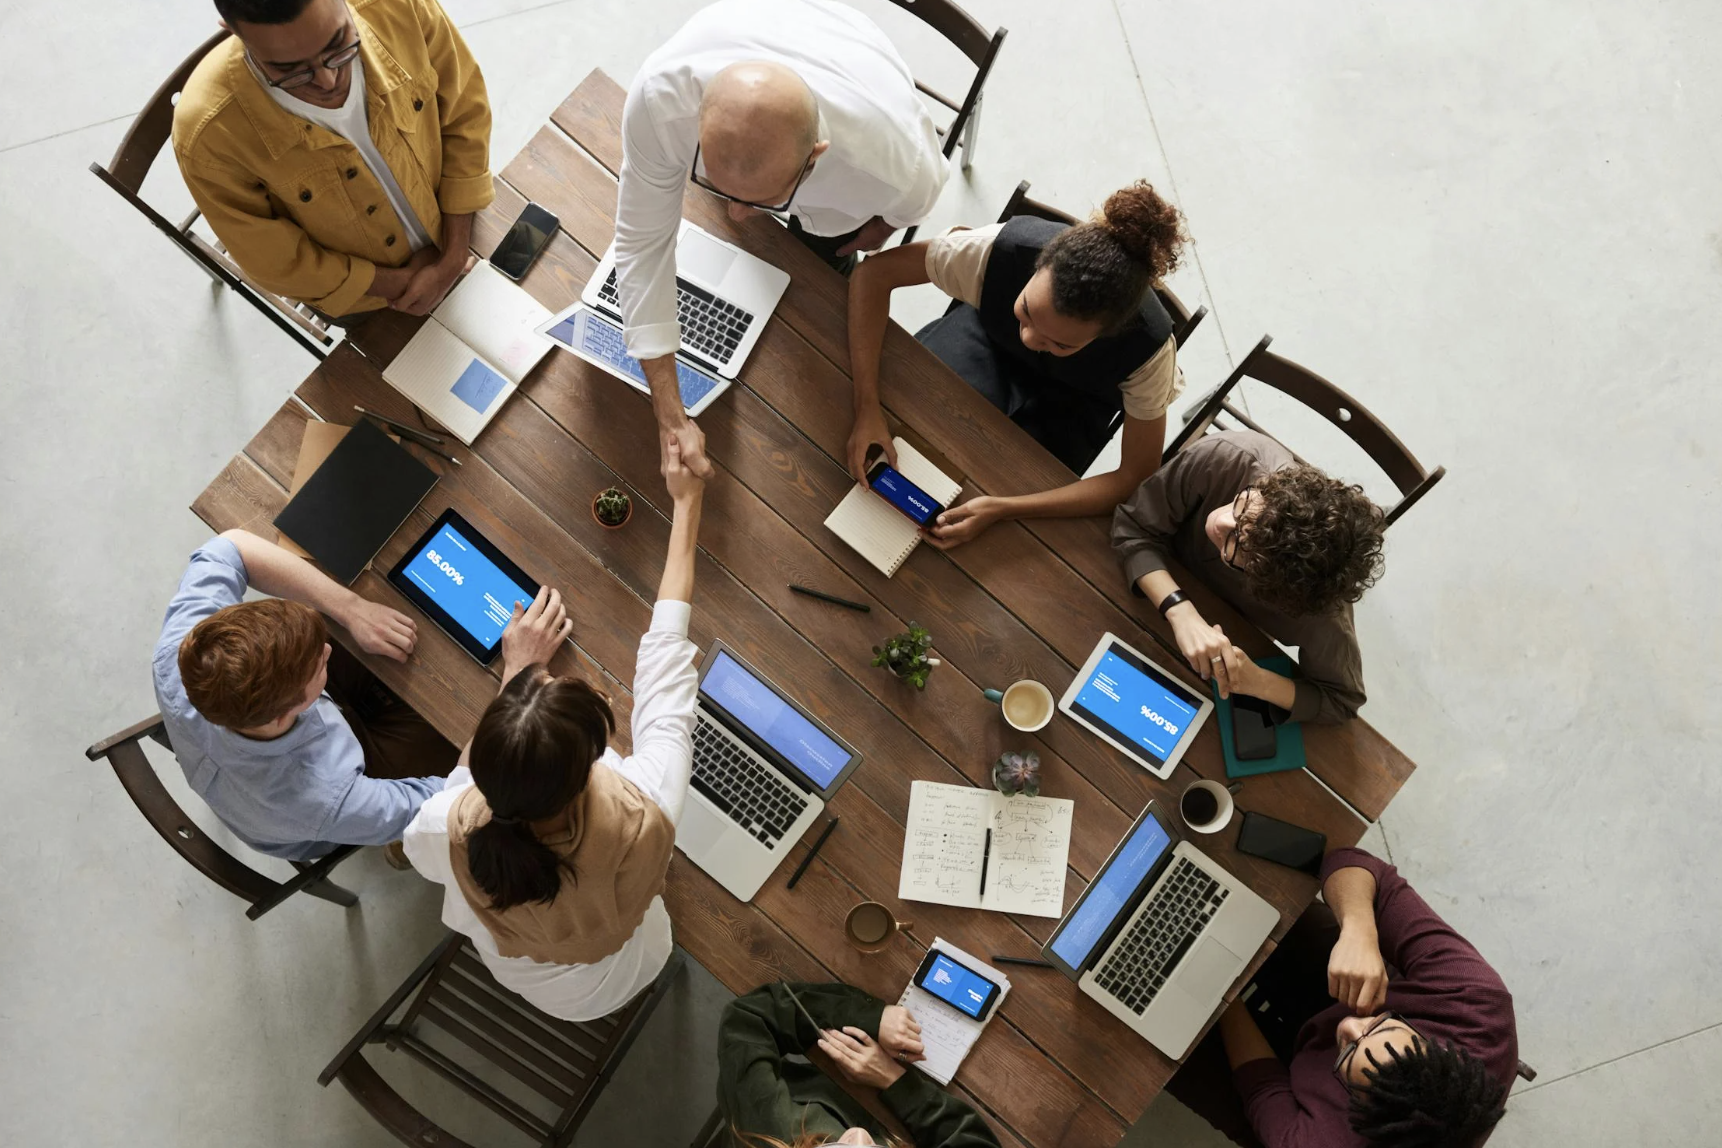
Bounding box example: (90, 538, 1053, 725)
(1348, 1038, 1509, 1148)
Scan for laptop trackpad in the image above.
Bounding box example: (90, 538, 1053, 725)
(678, 230, 738, 288)
(676, 800, 729, 857)
(1177, 938, 1245, 1004)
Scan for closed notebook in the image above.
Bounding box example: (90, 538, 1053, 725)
(1212, 654, 1306, 777)
(823, 437, 963, 577)
(381, 261, 553, 445)
(272, 419, 438, 586)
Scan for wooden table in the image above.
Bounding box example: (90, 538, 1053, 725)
(193, 70, 1414, 1148)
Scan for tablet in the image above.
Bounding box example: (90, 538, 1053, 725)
(1058, 632, 1213, 779)
(387, 509, 540, 665)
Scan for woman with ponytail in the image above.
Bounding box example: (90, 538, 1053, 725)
(402, 441, 706, 1021)
(845, 180, 1190, 547)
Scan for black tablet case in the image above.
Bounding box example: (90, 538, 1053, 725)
(273, 419, 438, 586)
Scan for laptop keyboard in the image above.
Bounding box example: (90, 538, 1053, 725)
(690, 715, 809, 847)
(598, 270, 753, 366)
(1094, 857, 1229, 1014)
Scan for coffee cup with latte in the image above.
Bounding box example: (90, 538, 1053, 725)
(983, 680, 1055, 732)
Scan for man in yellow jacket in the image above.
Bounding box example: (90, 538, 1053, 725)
(173, 0, 493, 317)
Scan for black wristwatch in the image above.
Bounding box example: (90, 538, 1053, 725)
(1156, 590, 1190, 617)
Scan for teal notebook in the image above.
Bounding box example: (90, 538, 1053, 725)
(1211, 654, 1306, 778)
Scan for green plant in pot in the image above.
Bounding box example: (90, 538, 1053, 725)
(992, 750, 1041, 797)
(592, 486, 632, 529)
(872, 622, 937, 690)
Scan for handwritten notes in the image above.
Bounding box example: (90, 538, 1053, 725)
(897, 938, 1012, 1085)
(898, 781, 1074, 917)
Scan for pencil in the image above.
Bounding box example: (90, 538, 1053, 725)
(990, 955, 1056, 968)
(789, 584, 870, 612)
(354, 405, 446, 445)
(785, 817, 840, 889)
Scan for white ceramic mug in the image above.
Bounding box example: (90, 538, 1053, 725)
(1178, 778, 1235, 834)
(985, 680, 1055, 732)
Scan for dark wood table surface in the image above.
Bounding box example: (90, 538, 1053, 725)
(192, 69, 1415, 1148)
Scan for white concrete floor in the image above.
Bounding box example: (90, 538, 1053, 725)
(3, 1, 1717, 1145)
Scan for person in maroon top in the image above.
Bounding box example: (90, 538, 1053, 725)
(1170, 848, 1516, 1148)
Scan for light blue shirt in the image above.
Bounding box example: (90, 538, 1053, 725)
(152, 539, 443, 861)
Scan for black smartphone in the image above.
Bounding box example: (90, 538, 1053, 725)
(913, 949, 1002, 1021)
(1231, 693, 1279, 760)
(866, 453, 946, 527)
(1235, 811, 1327, 876)
(489, 202, 558, 281)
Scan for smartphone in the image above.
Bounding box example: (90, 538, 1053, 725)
(913, 949, 1001, 1021)
(1231, 694, 1279, 761)
(1235, 811, 1327, 876)
(866, 455, 946, 527)
(489, 202, 558, 281)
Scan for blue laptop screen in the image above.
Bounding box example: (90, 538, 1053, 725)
(1049, 812, 1175, 972)
(702, 651, 849, 789)
(1070, 645, 1203, 765)
(401, 520, 536, 653)
(544, 310, 720, 410)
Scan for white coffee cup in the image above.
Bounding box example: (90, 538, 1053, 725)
(986, 680, 1055, 732)
(1178, 779, 1235, 834)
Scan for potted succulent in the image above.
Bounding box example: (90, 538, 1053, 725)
(992, 750, 1042, 798)
(872, 622, 938, 690)
(591, 486, 632, 529)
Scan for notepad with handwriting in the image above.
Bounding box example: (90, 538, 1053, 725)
(823, 437, 962, 576)
(898, 781, 1073, 918)
(382, 261, 552, 444)
(896, 938, 1011, 1085)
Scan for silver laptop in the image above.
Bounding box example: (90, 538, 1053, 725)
(1042, 802, 1278, 1059)
(582, 220, 790, 379)
(676, 641, 862, 902)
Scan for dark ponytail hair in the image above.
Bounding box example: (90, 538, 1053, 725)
(1035, 180, 1187, 333)
(465, 667, 616, 911)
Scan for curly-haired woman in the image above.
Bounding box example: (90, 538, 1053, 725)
(1110, 429, 1387, 723)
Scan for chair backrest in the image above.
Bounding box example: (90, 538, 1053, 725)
(101, 30, 230, 196)
(884, 0, 1008, 166)
(321, 934, 683, 1147)
(1164, 334, 1447, 527)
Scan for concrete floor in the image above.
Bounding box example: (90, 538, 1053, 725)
(3, 0, 1717, 1144)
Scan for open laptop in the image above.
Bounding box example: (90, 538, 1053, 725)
(676, 641, 862, 902)
(582, 220, 790, 379)
(1041, 802, 1278, 1059)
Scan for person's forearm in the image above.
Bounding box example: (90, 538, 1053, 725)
(1218, 1000, 1279, 1069)
(219, 529, 361, 623)
(1137, 570, 1186, 609)
(644, 354, 689, 433)
(367, 264, 414, 301)
(439, 212, 474, 263)
(1241, 667, 1299, 711)
(1324, 864, 1380, 936)
(846, 258, 894, 413)
(989, 467, 1142, 524)
(658, 495, 703, 603)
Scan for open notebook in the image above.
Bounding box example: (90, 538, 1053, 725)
(823, 437, 963, 577)
(898, 780, 1074, 918)
(381, 262, 552, 445)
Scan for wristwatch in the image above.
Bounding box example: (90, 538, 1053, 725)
(1156, 590, 1190, 617)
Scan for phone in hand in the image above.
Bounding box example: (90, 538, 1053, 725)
(866, 451, 946, 527)
(489, 202, 558, 281)
(1235, 811, 1326, 876)
(1231, 693, 1279, 760)
(914, 949, 1002, 1021)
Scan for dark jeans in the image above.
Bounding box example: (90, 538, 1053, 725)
(786, 215, 862, 277)
(324, 643, 460, 782)
(1165, 903, 1345, 1147)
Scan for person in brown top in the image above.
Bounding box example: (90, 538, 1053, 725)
(1110, 429, 1387, 724)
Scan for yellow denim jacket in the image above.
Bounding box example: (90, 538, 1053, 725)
(172, 0, 493, 316)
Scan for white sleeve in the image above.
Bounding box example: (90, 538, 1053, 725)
(401, 773, 470, 887)
(614, 600, 699, 823)
(879, 142, 949, 230)
(615, 78, 691, 361)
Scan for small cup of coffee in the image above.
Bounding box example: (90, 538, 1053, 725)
(1179, 779, 1234, 835)
(845, 901, 913, 953)
(983, 680, 1055, 732)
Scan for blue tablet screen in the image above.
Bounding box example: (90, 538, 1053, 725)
(1071, 645, 1203, 765)
(401, 521, 535, 652)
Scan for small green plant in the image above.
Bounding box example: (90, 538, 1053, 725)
(872, 622, 936, 690)
(992, 751, 1041, 798)
(593, 486, 632, 527)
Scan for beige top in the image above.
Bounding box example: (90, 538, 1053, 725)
(923, 223, 1184, 421)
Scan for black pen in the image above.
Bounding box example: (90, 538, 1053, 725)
(354, 405, 446, 445)
(789, 584, 870, 612)
(785, 817, 840, 889)
(991, 955, 1056, 969)
(978, 827, 991, 898)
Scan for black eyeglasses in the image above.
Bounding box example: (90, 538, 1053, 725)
(689, 142, 816, 212)
(1333, 1012, 1405, 1090)
(1220, 488, 1256, 570)
(254, 36, 361, 90)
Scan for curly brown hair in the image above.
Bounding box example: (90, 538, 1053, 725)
(1035, 180, 1187, 333)
(1238, 465, 1386, 617)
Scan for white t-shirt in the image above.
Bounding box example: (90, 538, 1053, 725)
(251, 56, 433, 252)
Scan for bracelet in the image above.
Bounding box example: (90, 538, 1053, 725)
(1156, 590, 1190, 617)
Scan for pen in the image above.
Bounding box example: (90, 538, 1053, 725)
(789, 584, 870, 613)
(978, 827, 991, 898)
(785, 817, 840, 889)
(782, 982, 825, 1036)
(990, 955, 1056, 969)
(354, 405, 446, 445)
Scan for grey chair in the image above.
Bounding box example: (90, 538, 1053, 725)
(85, 715, 360, 920)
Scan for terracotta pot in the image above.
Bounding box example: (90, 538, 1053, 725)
(591, 491, 632, 530)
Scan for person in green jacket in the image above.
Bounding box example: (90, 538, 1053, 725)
(717, 982, 1000, 1148)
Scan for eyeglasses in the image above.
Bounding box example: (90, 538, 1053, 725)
(1220, 488, 1256, 570)
(689, 142, 816, 213)
(255, 37, 361, 90)
(1332, 1011, 1405, 1090)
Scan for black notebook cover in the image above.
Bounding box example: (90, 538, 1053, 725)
(273, 419, 439, 585)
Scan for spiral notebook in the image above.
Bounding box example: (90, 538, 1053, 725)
(823, 437, 963, 576)
(895, 938, 1011, 1085)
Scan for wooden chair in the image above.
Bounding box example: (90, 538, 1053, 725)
(88, 30, 338, 359)
(319, 933, 684, 1147)
(1164, 335, 1446, 527)
(85, 715, 361, 921)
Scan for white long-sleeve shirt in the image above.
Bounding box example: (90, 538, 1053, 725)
(403, 600, 698, 1021)
(615, 0, 949, 359)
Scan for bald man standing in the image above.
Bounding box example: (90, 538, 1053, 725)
(616, 0, 948, 477)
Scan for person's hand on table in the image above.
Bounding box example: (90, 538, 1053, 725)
(877, 1005, 925, 1063)
(835, 216, 898, 258)
(925, 495, 1003, 549)
(662, 436, 706, 504)
(1168, 603, 1232, 686)
(339, 598, 417, 662)
(1328, 922, 1388, 1014)
(846, 403, 896, 483)
(499, 586, 572, 682)
(662, 420, 714, 481)
(393, 251, 476, 316)
(819, 1026, 906, 1089)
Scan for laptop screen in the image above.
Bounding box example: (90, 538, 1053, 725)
(1047, 808, 1175, 973)
(701, 650, 849, 789)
